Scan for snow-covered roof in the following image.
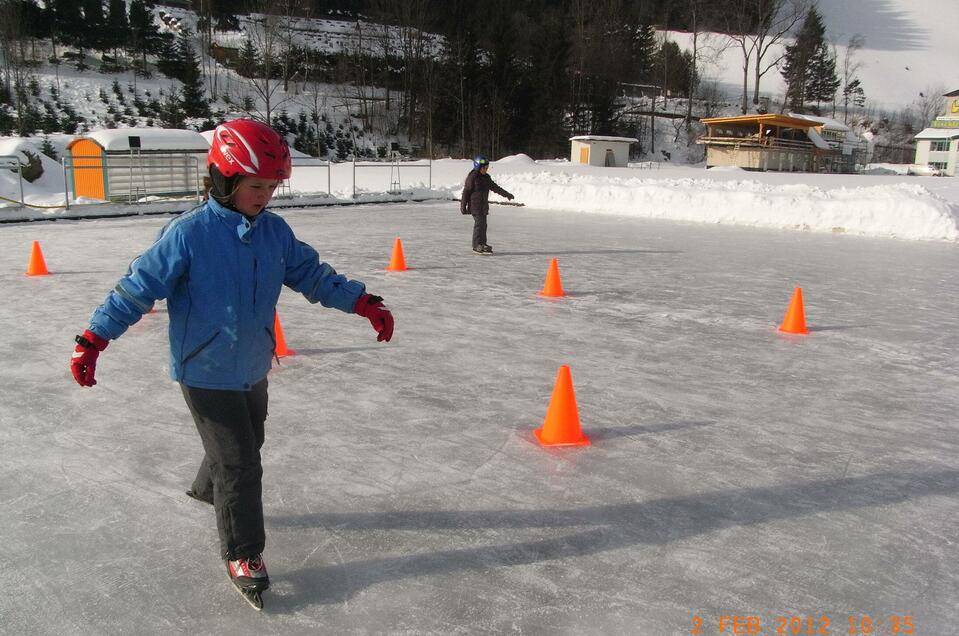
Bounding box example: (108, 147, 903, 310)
(914, 127, 959, 140)
(569, 136, 638, 144)
(805, 127, 832, 150)
(788, 113, 850, 132)
(78, 128, 210, 152)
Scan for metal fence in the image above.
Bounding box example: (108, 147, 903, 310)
(0, 155, 26, 208)
(349, 156, 432, 198)
(4, 153, 433, 211)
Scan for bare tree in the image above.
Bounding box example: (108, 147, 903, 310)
(914, 85, 947, 130)
(726, 0, 807, 114)
(196, 0, 221, 100)
(277, 0, 307, 93)
(0, 0, 35, 133)
(241, 6, 294, 125)
(0, 0, 21, 97)
(372, 0, 434, 146)
(838, 33, 864, 121)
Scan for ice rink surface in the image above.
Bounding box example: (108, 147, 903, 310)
(2, 202, 958, 635)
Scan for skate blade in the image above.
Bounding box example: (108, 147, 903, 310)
(232, 582, 263, 611)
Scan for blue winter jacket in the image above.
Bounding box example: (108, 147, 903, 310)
(87, 197, 366, 390)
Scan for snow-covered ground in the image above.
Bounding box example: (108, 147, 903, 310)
(2, 201, 958, 633)
(3, 144, 959, 243)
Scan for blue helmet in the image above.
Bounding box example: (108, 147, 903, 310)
(473, 155, 489, 170)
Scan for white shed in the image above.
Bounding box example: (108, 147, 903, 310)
(569, 135, 637, 167)
(67, 128, 210, 201)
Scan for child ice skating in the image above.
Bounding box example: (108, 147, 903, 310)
(460, 155, 514, 254)
(69, 118, 395, 610)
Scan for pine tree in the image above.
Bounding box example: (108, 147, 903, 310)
(158, 87, 185, 128)
(156, 34, 184, 80)
(238, 36, 258, 79)
(80, 0, 105, 53)
(55, 0, 86, 67)
(781, 7, 828, 112)
(806, 40, 840, 109)
(128, 0, 161, 75)
(843, 78, 866, 109)
(104, 0, 129, 57)
(178, 39, 209, 118)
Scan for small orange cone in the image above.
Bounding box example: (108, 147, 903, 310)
(539, 258, 565, 297)
(386, 238, 407, 272)
(533, 365, 590, 447)
(274, 311, 295, 357)
(778, 287, 809, 334)
(25, 241, 50, 276)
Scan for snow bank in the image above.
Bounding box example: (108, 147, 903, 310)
(491, 171, 959, 242)
(0, 139, 67, 208)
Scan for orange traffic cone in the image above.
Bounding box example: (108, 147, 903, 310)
(533, 365, 590, 447)
(778, 287, 809, 334)
(274, 311, 295, 357)
(386, 238, 408, 272)
(25, 241, 49, 276)
(539, 258, 565, 297)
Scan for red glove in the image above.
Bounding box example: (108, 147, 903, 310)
(353, 294, 394, 342)
(71, 329, 109, 387)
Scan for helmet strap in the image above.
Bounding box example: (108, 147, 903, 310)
(209, 165, 242, 208)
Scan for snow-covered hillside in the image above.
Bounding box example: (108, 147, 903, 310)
(671, 0, 959, 113)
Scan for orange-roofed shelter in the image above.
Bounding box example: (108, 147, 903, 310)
(697, 113, 841, 173)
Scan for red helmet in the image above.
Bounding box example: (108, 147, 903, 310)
(208, 119, 291, 180)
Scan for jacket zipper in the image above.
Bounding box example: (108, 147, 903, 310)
(253, 257, 258, 305)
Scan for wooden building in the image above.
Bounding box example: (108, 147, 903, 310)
(697, 114, 840, 173)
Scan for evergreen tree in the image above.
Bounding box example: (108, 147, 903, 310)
(80, 0, 105, 52)
(158, 87, 185, 128)
(209, 0, 239, 32)
(104, 0, 129, 56)
(178, 38, 209, 118)
(128, 0, 161, 74)
(629, 21, 658, 84)
(238, 36, 259, 78)
(40, 136, 59, 160)
(781, 7, 827, 112)
(156, 34, 184, 80)
(54, 0, 86, 66)
(806, 39, 840, 108)
(843, 78, 865, 110)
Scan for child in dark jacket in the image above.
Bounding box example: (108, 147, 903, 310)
(69, 119, 394, 608)
(461, 155, 514, 254)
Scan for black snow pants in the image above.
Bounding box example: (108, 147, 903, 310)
(180, 378, 269, 561)
(471, 213, 488, 249)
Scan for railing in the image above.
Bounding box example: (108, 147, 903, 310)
(697, 136, 817, 152)
(3, 153, 435, 213)
(349, 156, 432, 198)
(0, 155, 25, 208)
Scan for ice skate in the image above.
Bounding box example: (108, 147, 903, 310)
(227, 554, 269, 610)
(473, 244, 492, 255)
(482, 244, 493, 253)
(185, 489, 213, 505)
